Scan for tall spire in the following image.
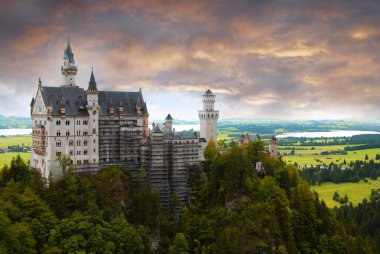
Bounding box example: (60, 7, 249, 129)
(61, 37, 78, 86)
(64, 36, 75, 64)
(87, 67, 98, 92)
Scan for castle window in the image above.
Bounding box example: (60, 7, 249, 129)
(76, 120, 81, 125)
(69, 150, 73, 156)
(77, 160, 81, 165)
(56, 141, 61, 147)
(93, 139, 96, 144)
(57, 131, 61, 136)
(56, 120, 61, 125)
(84, 150, 88, 155)
(77, 151, 81, 155)
(56, 152, 61, 156)
(93, 149, 96, 153)
(66, 131, 70, 136)
(77, 140, 81, 146)
(83, 131, 88, 136)
(83, 120, 88, 125)
(65, 120, 70, 125)
(77, 130, 81, 136)
(84, 140, 88, 146)
(83, 160, 89, 164)
(69, 140, 73, 146)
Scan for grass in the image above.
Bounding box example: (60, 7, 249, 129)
(282, 146, 379, 166)
(312, 179, 380, 208)
(0, 135, 32, 169)
(0, 135, 32, 148)
(0, 152, 31, 169)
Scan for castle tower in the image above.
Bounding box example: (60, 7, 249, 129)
(61, 37, 78, 87)
(86, 69, 99, 165)
(165, 114, 173, 132)
(269, 136, 278, 158)
(199, 89, 219, 143)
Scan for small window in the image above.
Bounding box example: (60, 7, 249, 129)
(56, 120, 61, 125)
(57, 131, 61, 136)
(56, 151, 61, 156)
(69, 140, 74, 146)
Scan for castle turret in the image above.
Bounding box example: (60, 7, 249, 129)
(269, 136, 278, 158)
(198, 89, 219, 143)
(165, 114, 173, 132)
(61, 37, 78, 87)
(86, 69, 99, 165)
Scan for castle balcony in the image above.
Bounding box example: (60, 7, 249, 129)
(32, 125, 46, 155)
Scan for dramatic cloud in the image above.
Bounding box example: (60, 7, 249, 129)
(1, 0, 380, 121)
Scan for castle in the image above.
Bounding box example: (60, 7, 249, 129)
(30, 39, 219, 210)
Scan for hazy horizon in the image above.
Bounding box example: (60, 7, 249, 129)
(1, 1, 380, 121)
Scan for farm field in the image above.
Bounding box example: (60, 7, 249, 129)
(312, 179, 380, 208)
(0, 152, 31, 169)
(0, 135, 32, 168)
(0, 135, 32, 147)
(281, 146, 380, 166)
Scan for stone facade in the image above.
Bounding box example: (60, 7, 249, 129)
(30, 39, 202, 211)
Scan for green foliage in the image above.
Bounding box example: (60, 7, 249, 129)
(0, 156, 159, 253)
(0, 148, 379, 253)
(176, 140, 378, 253)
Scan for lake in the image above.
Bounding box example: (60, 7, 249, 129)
(0, 129, 32, 136)
(0, 124, 200, 136)
(276, 130, 380, 138)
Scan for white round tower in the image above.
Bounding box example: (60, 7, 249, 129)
(199, 89, 219, 143)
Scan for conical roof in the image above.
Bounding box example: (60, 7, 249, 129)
(165, 113, 173, 120)
(64, 38, 75, 64)
(87, 69, 98, 91)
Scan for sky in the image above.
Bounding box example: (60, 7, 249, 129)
(1, 0, 380, 121)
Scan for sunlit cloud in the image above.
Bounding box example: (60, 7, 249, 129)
(0, 0, 380, 120)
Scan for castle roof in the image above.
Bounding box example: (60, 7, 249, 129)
(163, 131, 197, 140)
(39, 86, 88, 116)
(37, 85, 148, 117)
(165, 113, 173, 120)
(98, 91, 148, 116)
(153, 125, 162, 133)
(64, 38, 75, 64)
(87, 69, 97, 91)
(205, 89, 213, 95)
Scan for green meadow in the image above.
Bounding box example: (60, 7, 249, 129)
(312, 179, 380, 208)
(0, 152, 31, 168)
(0, 135, 32, 168)
(0, 135, 32, 147)
(281, 145, 380, 166)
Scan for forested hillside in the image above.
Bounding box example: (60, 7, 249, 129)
(0, 115, 31, 129)
(0, 141, 378, 253)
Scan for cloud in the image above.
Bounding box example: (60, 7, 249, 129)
(1, 0, 380, 120)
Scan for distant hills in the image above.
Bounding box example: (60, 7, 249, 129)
(0, 115, 32, 129)
(2, 114, 380, 131)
